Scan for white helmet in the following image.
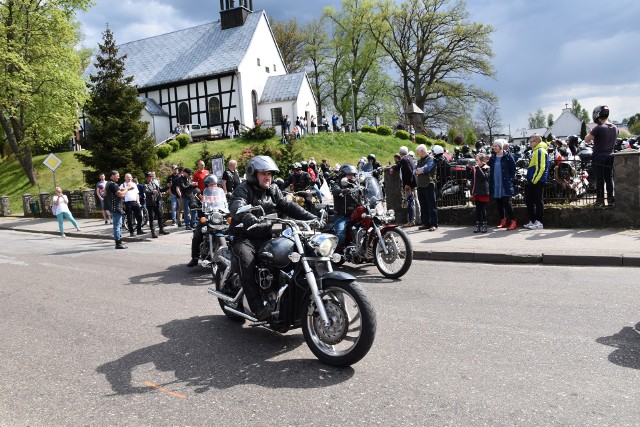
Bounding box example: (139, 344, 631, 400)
(432, 145, 444, 155)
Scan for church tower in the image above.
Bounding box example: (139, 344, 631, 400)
(220, 0, 253, 30)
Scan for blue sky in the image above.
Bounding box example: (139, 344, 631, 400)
(77, 0, 640, 133)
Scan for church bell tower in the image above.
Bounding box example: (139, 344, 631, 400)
(220, 0, 253, 30)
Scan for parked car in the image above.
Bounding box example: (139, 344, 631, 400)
(187, 123, 222, 142)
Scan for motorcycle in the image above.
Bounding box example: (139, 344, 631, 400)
(196, 186, 231, 280)
(331, 173, 413, 279)
(208, 206, 377, 367)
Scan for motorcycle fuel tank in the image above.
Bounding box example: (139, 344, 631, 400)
(259, 236, 295, 268)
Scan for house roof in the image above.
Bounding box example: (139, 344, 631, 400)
(138, 97, 168, 116)
(259, 72, 306, 103)
(83, 10, 266, 90)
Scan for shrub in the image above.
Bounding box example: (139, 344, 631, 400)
(415, 134, 429, 146)
(360, 125, 376, 134)
(377, 125, 392, 136)
(242, 123, 276, 140)
(157, 145, 172, 159)
(169, 140, 179, 151)
(395, 130, 410, 140)
(176, 134, 190, 148)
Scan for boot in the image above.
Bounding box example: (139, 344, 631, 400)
(115, 240, 127, 249)
(481, 222, 488, 233)
(151, 228, 158, 238)
(137, 228, 145, 235)
(159, 227, 169, 235)
(473, 222, 481, 233)
(496, 218, 507, 228)
(506, 219, 517, 230)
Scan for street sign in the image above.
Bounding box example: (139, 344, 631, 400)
(43, 153, 62, 172)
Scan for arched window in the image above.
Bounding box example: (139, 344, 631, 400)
(178, 102, 190, 125)
(208, 97, 221, 126)
(251, 90, 258, 123)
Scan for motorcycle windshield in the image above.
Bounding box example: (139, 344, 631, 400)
(202, 187, 228, 211)
(363, 176, 383, 207)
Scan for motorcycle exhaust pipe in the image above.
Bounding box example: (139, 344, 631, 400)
(207, 287, 242, 304)
(222, 305, 260, 322)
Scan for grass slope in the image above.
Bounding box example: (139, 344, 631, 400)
(0, 132, 425, 214)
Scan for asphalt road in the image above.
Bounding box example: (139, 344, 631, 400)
(1, 230, 639, 426)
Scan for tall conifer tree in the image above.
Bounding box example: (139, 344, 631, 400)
(76, 27, 157, 185)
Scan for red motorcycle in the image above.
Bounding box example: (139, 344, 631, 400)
(333, 174, 413, 279)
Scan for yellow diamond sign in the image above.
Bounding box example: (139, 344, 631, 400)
(43, 153, 62, 172)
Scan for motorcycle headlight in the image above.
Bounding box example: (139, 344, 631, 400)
(309, 233, 338, 257)
(209, 212, 224, 225)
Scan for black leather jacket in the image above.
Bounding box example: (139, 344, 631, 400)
(229, 181, 316, 239)
(283, 171, 313, 192)
(331, 178, 362, 217)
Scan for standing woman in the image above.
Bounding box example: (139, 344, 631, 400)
(52, 187, 81, 237)
(487, 139, 517, 230)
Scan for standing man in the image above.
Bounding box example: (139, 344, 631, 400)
(167, 165, 182, 226)
(523, 134, 549, 230)
(332, 113, 339, 132)
(584, 105, 618, 207)
(415, 145, 438, 231)
(144, 172, 169, 238)
(104, 170, 131, 249)
(96, 173, 111, 224)
(233, 117, 240, 138)
(121, 173, 144, 236)
(178, 167, 196, 230)
(221, 159, 241, 197)
(192, 160, 210, 193)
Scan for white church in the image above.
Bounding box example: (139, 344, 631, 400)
(81, 0, 317, 144)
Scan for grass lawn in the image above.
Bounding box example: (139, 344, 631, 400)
(0, 131, 443, 215)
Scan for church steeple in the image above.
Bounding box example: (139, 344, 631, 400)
(220, 0, 253, 30)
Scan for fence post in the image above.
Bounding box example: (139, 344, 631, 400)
(83, 189, 95, 218)
(611, 151, 640, 227)
(0, 196, 11, 216)
(39, 192, 52, 218)
(384, 168, 407, 224)
(22, 194, 33, 217)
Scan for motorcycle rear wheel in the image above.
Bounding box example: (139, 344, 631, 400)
(214, 264, 246, 323)
(302, 281, 376, 367)
(373, 227, 413, 279)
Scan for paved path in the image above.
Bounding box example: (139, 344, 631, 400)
(1, 216, 639, 267)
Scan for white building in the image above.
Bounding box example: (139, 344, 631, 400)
(81, 1, 317, 144)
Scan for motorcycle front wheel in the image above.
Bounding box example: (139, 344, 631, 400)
(373, 227, 413, 279)
(302, 281, 376, 367)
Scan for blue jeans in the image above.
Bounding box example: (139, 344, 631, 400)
(170, 194, 178, 222)
(334, 216, 350, 246)
(181, 196, 192, 227)
(112, 211, 123, 241)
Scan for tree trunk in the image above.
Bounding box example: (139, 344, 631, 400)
(0, 115, 37, 186)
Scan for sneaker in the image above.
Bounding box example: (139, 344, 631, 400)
(533, 221, 543, 230)
(523, 221, 535, 229)
(186, 258, 198, 267)
(104, 220, 108, 224)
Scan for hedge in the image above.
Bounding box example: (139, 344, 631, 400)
(395, 130, 410, 140)
(157, 145, 172, 159)
(377, 125, 392, 136)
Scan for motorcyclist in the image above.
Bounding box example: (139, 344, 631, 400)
(362, 154, 382, 180)
(461, 144, 473, 159)
(331, 164, 362, 247)
(282, 162, 315, 211)
(186, 174, 222, 267)
(229, 156, 318, 320)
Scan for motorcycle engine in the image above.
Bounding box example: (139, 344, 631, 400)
(256, 265, 274, 290)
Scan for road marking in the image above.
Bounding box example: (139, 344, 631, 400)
(143, 381, 187, 399)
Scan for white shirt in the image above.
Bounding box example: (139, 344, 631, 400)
(121, 182, 139, 202)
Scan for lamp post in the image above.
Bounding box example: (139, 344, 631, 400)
(348, 76, 356, 132)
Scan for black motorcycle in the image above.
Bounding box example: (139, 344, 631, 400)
(208, 206, 377, 367)
(196, 186, 231, 281)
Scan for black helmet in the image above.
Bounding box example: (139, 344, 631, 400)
(367, 153, 376, 161)
(245, 155, 279, 184)
(292, 162, 302, 170)
(513, 145, 521, 153)
(204, 174, 218, 186)
(338, 164, 357, 177)
(300, 161, 308, 169)
(462, 144, 470, 153)
(547, 146, 555, 154)
(475, 140, 484, 150)
(567, 135, 579, 145)
(592, 105, 610, 123)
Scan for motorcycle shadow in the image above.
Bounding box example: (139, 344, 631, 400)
(127, 264, 214, 287)
(596, 323, 640, 370)
(97, 315, 354, 396)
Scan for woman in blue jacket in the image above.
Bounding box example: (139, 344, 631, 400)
(487, 139, 517, 230)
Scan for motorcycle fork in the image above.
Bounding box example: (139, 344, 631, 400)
(292, 230, 330, 326)
(372, 225, 388, 255)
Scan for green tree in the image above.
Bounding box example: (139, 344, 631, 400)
(76, 27, 156, 186)
(270, 17, 307, 73)
(547, 113, 554, 127)
(528, 108, 546, 128)
(324, 0, 391, 130)
(0, 0, 92, 185)
(369, 0, 495, 130)
(580, 121, 588, 139)
(302, 17, 332, 119)
(570, 98, 589, 123)
(622, 113, 640, 129)
(630, 122, 640, 136)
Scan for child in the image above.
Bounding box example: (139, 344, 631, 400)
(469, 153, 490, 233)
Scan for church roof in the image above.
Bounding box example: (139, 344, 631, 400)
(260, 72, 306, 103)
(84, 11, 265, 90)
(138, 97, 168, 116)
